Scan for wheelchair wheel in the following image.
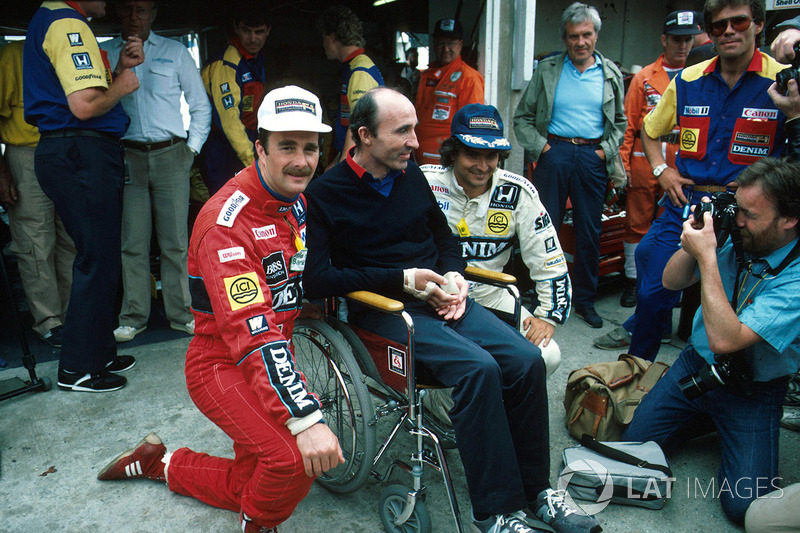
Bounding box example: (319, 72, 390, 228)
(293, 318, 376, 494)
(379, 484, 432, 533)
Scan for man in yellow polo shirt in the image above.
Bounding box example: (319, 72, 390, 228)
(0, 40, 76, 348)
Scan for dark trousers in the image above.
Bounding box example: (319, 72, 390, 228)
(622, 204, 683, 360)
(623, 344, 787, 524)
(349, 298, 549, 515)
(34, 136, 124, 373)
(532, 139, 607, 310)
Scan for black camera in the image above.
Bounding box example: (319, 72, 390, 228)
(776, 42, 800, 95)
(694, 191, 738, 248)
(677, 353, 752, 400)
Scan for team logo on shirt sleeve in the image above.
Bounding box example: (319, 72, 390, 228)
(246, 314, 270, 336)
(72, 53, 92, 70)
(220, 82, 230, 94)
(224, 272, 264, 310)
(222, 95, 235, 109)
(242, 95, 254, 112)
(67, 33, 83, 46)
(534, 210, 552, 234)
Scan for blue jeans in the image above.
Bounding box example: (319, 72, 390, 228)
(349, 298, 549, 515)
(623, 343, 787, 524)
(532, 139, 607, 311)
(622, 203, 684, 360)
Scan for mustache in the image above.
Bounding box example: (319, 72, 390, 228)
(283, 165, 313, 177)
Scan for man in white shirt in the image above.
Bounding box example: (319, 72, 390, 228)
(101, 0, 211, 342)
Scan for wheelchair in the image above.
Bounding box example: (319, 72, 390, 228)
(293, 266, 521, 533)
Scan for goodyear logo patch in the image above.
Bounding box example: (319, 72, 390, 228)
(683, 106, 709, 116)
(275, 98, 316, 115)
(247, 314, 269, 336)
(216, 191, 250, 227)
(222, 95, 235, 110)
(224, 272, 264, 310)
(680, 128, 699, 152)
(220, 82, 230, 94)
(485, 211, 510, 235)
(72, 52, 92, 70)
(67, 33, 83, 46)
(468, 117, 500, 130)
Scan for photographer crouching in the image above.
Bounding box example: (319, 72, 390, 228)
(622, 123, 800, 524)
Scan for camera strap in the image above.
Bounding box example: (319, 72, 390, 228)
(732, 237, 800, 309)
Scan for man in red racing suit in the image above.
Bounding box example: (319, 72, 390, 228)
(97, 86, 342, 532)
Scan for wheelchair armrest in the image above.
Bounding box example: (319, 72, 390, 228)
(464, 266, 517, 287)
(346, 291, 405, 314)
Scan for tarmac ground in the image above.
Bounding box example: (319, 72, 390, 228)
(2, 275, 799, 532)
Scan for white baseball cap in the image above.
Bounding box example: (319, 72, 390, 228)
(257, 85, 332, 133)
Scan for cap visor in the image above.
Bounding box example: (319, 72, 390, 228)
(455, 133, 511, 150)
(262, 117, 332, 133)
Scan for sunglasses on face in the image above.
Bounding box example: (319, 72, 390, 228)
(709, 15, 753, 36)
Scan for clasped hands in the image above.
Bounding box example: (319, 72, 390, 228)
(403, 268, 468, 320)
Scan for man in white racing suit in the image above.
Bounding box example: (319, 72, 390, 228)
(422, 104, 572, 422)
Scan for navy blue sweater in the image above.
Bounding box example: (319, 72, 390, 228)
(304, 158, 464, 302)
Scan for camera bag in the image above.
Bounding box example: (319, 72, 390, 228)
(564, 354, 670, 441)
(560, 435, 673, 510)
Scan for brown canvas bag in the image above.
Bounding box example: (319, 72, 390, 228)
(564, 354, 670, 441)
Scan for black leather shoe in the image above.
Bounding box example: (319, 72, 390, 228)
(576, 307, 603, 328)
(620, 277, 637, 308)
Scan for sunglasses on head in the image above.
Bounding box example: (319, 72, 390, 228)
(709, 15, 753, 36)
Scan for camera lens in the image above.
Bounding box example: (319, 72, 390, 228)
(678, 364, 726, 400)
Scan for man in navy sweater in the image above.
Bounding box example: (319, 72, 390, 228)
(304, 87, 601, 533)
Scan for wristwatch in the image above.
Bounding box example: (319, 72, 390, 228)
(652, 163, 669, 177)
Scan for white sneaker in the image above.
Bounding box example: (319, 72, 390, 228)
(782, 407, 800, 432)
(113, 325, 147, 343)
(170, 319, 194, 335)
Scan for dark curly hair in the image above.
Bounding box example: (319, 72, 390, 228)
(439, 136, 510, 168)
(316, 5, 364, 47)
(736, 157, 800, 221)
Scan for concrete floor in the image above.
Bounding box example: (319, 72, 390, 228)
(2, 279, 799, 532)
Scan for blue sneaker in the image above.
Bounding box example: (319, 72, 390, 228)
(531, 489, 602, 533)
